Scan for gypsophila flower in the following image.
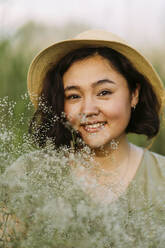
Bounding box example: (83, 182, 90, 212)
(0, 96, 165, 248)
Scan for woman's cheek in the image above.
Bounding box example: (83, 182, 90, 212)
(103, 102, 121, 117)
(104, 101, 129, 120)
(64, 104, 80, 127)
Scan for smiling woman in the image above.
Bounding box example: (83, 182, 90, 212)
(1, 30, 165, 247)
(63, 54, 138, 150)
(28, 38, 164, 200)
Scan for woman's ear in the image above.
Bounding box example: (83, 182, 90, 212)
(131, 84, 141, 107)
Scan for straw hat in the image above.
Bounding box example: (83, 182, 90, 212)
(27, 29, 164, 111)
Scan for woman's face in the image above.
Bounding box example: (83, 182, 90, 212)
(63, 55, 139, 149)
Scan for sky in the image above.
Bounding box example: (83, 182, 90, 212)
(0, 0, 165, 46)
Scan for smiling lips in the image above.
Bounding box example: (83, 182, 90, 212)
(81, 122, 107, 133)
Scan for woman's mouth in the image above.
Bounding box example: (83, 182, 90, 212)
(81, 122, 107, 133)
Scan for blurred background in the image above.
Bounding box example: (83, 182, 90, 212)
(0, 0, 165, 155)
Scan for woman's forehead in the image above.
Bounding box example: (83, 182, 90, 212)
(63, 55, 128, 89)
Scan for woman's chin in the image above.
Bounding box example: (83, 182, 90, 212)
(83, 137, 112, 150)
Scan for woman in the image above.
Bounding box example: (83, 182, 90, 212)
(28, 29, 165, 201)
(1, 30, 165, 247)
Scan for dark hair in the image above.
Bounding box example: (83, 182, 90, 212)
(29, 46, 160, 148)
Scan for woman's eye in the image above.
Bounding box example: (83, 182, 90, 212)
(65, 94, 80, 100)
(98, 90, 112, 96)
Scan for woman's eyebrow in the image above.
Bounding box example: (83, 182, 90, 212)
(64, 79, 116, 91)
(64, 85, 80, 91)
(92, 79, 116, 88)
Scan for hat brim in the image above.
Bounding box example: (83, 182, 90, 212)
(27, 38, 164, 111)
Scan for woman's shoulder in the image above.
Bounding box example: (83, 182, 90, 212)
(144, 149, 165, 173)
(4, 148, 62, 173)
(148, 149, 165, 160)
(129, 146, 165, 189)
(4, 150, 43, 173)
(127, 148, 165, 210)
(130, 144, 165, 179)
(139, 149, 165, 200)
(139, 148, 165, 183)
(1, 150, 42, 187)
(2, 148, 71, 188)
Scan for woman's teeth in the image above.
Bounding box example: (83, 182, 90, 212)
(82, 122, 106, 132)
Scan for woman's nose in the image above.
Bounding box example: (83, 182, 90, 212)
(81, 97, 99, 117)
